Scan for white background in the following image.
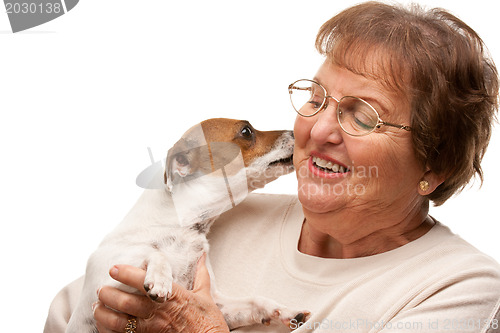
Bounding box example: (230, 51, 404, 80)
(0, 1, 498, 331)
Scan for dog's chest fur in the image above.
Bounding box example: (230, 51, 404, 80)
(99, 224, 208, 290)
(87, 189, 211, 291)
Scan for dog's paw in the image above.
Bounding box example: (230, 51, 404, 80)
(143, 279, 172, 302)
(143, 252, 174, 302)
(268, 309, 311, 330)
(250, 297, 311, 330)
(143, 270, 173, 303)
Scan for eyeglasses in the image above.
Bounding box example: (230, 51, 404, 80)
(288, 79, 411, 136)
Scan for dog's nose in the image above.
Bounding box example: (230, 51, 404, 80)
(175, 154, 189, 166)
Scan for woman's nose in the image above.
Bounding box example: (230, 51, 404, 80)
(310, 100, 344, 145)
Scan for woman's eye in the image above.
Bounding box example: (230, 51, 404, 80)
(354, 117, 373, 130)
(308, 95, 324, 109)
(307, 101, 322, 109)
(240, 126, 253, 138)
(353, 112, 375, 130)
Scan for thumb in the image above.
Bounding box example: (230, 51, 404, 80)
(192, 253, 212, 298)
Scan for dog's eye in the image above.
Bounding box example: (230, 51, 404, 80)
(240, 126, 253, 138)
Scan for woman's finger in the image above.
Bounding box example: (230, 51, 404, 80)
(108, 265, 148, 295)
(108, 263, 207, 304)
(192, 253, 212, 299)
(93, 300, 129, 333)
(98, 285, 157, 319)
(95, 319, 120, 333)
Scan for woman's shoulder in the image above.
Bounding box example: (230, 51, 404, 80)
(388, 221, 500, 326)
(401, 219, 500, 284)
(410, 220, 500, 301)
(427, 220, 500, 268)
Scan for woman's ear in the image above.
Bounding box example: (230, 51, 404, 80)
(418, 169, 446, 196)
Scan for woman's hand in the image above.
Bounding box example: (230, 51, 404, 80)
(93, 254, 230, 333)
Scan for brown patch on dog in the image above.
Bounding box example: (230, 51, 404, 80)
(200, 118, 285, 167)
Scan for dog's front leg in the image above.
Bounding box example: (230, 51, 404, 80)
(143, 251, 173, 302)
(213, 293, 310, 331)
(204, 257, 310, 331)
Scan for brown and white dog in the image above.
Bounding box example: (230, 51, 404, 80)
(66, 118, 310, 333)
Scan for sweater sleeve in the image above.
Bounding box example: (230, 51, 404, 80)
(43, 277, 84, 333)
(379, 267, 500, 333)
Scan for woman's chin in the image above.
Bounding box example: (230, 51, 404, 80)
(297, 182, 346, 215)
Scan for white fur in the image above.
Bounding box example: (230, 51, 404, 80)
(65, 127, 308, 333)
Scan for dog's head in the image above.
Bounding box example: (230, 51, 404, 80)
(163, 118, 294, 226)
(164, 118, 294, 193)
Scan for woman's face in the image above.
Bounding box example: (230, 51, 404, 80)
(293, 60, 425, 233)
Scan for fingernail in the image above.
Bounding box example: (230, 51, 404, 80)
(96, 287, 102, 297)
(92, 301, 98, 314)
(110, 265, 119, 278)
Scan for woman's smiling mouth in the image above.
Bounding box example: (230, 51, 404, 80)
(308, 154, 351, 178)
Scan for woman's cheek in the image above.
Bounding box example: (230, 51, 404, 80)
(293, 115, 312, 148)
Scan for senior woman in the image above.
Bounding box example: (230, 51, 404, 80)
(45, 2, 500, 333)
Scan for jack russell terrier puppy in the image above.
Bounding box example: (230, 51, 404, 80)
(66, 118, 310, 333)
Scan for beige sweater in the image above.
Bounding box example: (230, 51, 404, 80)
(44, 193, 500, 333)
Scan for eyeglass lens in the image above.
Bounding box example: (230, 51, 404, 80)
(289, 80, 379, 136)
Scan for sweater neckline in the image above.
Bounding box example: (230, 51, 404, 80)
(279, 197, 448, 286)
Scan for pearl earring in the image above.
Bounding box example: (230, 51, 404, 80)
(419, 180, 430, 192)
